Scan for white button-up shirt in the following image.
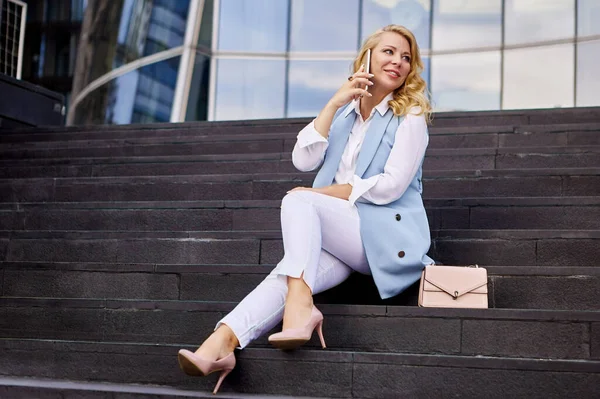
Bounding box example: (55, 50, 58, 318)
(292, 94, 429, 206)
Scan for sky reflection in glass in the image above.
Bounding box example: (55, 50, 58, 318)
(215, 59, 286, 120)
(287, 60, 354, 117)
(503, 44, 574, 109)
(431, 51, 500, 111)
(362, 0, 431, 49)
(218, 0, 288, 52)
(432, 0, 501, 51)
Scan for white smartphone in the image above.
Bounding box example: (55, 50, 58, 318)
(365, 49, 371, 90)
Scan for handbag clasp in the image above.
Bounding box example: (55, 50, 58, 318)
(453, 291, 459, 299)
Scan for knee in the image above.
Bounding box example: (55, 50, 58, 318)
(281, 190, 314, 209)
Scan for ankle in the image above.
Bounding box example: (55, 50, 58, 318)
(286, 292, 313, 308)
(215, 325, 239, 353)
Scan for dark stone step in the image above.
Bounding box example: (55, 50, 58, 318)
(0, 298, 598, 360)
(1, 229, 598, 267)
(0, 377, 325, 399)
(0, 126, 598, 164)
(1, 169, 598, 203)
(1, 106, 599, 139)
(0, 339, 598, 398)
(1, 146, 599, 178)
(2, 197, 598, 232)
(1, 123, 599, 153)
(1, 262, 598, 310)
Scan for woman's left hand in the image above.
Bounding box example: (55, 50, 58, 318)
(287, 186, 321, 194)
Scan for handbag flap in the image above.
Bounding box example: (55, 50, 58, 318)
(423, 266, 488, 298)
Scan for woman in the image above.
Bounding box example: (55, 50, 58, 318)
(177, 24, 434, 394)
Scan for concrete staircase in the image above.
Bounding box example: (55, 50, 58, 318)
(0, 108, 599, 398)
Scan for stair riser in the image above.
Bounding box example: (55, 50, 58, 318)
(1, 125, 597, 148)
(0, 340, 598, 398)
(2, 236, 598, 266)
(1, 269, 598, 310)
(3, 151, 599, 178)
(1, 175, 598, 203)
(1, 142, 599, 171)
(2, 205, 598, 232)
(0, 303, 595, 360)
(0, 140, 287, 160)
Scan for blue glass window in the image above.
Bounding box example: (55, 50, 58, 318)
(504, 0, 574, 45)
(73, 56, 181, 125)
(432, 0, 501, 51)
(290, 0, 360, 52)
(287, 60, 354, 117)
(214, 58, 286, 120)
(576, 41, 600, 106)
(578, 0, 600, 36)
(362, 0, 431, 50)
(503, 44, 574, 109)
(218, 0, 289, 52)
(431, 51, 500, 111)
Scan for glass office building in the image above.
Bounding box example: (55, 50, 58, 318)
(22, 0, 600, 125)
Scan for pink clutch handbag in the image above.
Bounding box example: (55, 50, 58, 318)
(418, 264, 488, 308)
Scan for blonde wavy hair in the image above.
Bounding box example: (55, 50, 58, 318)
(353, 25, 432, 122)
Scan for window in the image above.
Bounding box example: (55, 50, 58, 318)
(503, 44, 574, 109)
(214, 58, 286, 120)
(504, 0, 574, 45)
(218, 0, 288, 52)
(290, 0, 360, 52)
(362, 0, 431, 49)
(431, 51, 500, 111)
(432, 0, 501, 51)
(287, 59, 354, 117)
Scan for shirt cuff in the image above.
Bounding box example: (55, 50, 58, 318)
(348, 174, 380, 206)
(296, 120, 329, 148)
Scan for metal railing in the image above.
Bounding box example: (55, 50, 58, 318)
(0, 0, 27, 79)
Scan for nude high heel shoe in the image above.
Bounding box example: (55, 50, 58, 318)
(268, 306, 327, 350)
(177, 349, 236, 395)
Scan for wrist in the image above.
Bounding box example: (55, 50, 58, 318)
(325, 100, 341, 111)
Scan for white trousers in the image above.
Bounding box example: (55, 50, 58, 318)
(216, 190, 371, 348)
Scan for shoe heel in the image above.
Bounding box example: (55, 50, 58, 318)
(213, 368, 233, 395)
(316, 320, 326, 349)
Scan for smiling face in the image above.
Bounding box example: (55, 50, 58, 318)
(369, 31, 412, 93)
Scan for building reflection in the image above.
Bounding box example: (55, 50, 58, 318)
(15, 0, 600, 125)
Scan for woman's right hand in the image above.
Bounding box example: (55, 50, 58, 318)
(328, 65, 374, 109)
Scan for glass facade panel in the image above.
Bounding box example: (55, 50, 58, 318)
(55, 0, 599, 124)
(503, 44, 574, 109)
(73, 56, 180, 125)
(576, 40, 600, 107)
(362, 0, 431, 49)
(218, 0, 288, 52)
(290, 0, 359, 52)
(197, 0, 214, 50)
(186, 53, 211, 121)
(578, 0, 600, 36)
(504, 0, 574, 45)
(69, 0, 188, 92)
(214, 59, 286, 120)
(287, 60, 353, 117)
(432, 0, 501, 51)
(431, 51, 500, 111)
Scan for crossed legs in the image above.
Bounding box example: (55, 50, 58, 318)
(194, 190, 370, 359)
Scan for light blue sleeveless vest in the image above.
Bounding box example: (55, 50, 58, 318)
(312, 105, 434, 299)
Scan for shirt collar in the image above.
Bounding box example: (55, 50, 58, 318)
(343, 92, 395, 118)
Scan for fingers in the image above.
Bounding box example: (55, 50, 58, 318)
(352, 77, 373, 87)
(352, 88, 372, 98)
(287, 186, 311, 194)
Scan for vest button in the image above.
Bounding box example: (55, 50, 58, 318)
(395, 214, 401, 221)
(398, 251, 405, 258)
